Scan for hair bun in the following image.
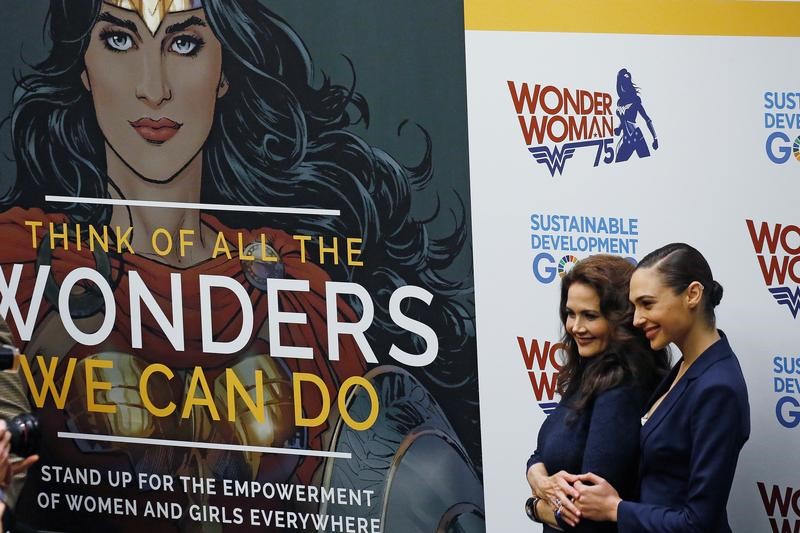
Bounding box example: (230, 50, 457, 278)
(710, 280, 723, 307)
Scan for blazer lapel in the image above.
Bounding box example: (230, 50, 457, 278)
(640, 333, 733, 445)
(642, 362, 679, 415)
(640, 375, 691, 444)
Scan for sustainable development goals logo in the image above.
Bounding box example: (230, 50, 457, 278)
(764, 90, 800, 165)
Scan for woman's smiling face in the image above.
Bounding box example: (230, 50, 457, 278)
(629, 266, 694, 351)
(565, 282, 611, 358)
(82, 3, 227, 182)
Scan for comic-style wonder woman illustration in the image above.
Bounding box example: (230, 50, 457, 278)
(0, 1, 481, 530)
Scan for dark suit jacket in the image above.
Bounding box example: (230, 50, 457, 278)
(617, 333, 750, 533)
(528, 383, 645, 532)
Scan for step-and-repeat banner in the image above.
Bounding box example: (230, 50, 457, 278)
(465, 1, 800, 532)
(1, 0, 800, 531)
(0, 1, 482, 531)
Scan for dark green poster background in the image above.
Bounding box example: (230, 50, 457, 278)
(0, 1, 482, 531)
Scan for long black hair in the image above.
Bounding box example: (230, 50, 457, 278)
(5, 0, 478, 461)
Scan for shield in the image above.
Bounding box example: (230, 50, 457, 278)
(320, 366, 485, 532)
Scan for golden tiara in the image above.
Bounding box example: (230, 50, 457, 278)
(104, 0, 203, 36)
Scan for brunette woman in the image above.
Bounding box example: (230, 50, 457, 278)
(571, 243, 750, 533)
(526, 255, 669, 531)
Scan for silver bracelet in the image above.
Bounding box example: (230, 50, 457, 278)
(525, 496, 543, 523)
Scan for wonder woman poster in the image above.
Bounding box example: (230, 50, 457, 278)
(0, 1, 482, 531)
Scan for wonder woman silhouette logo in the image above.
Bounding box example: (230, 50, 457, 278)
(512, 68, 658, 177)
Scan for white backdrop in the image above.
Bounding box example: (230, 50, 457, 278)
(466, 31, 800, 532)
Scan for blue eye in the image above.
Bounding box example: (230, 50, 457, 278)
(170, 36, 203, 56)
(103, 32, 134, 52)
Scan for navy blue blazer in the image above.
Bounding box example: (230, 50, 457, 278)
(528, 382, 646, 532)
(617, 333, 750, 533)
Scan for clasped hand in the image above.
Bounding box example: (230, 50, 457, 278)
(530, 470, 582, 527)
(534, 471, 622, 527)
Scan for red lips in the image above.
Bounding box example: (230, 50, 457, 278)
(130, 117, 182, 144)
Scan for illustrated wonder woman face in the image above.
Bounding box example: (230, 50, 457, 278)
(81, 0, 229, 183)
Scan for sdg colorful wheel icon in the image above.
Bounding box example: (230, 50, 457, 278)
(557, 255, 580, 277)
